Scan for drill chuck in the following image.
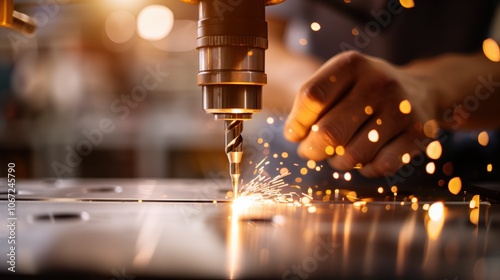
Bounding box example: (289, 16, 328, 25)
(197, 0, 269, 120)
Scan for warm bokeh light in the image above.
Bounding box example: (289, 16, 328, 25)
(469, 199, 476, 209)
(150, 19, 197, 52)
(469, 196, 479, 210)
(482, 38, 500, 62)
(401, 153, 411, 164)
(307, 206, 317, 213)
(346, 191, 357, 202)
(105, 10, 136, 44)
(411, 202, 419, 211)
(307, 160, 316, 169)
(368, 129, 379, 142)
(487, 163, 493, 172)
(336, 145, 345, 156)
(364, 105, 373, 115)
(279, 168, 289, 175)
(448, 177, 462, 195)
(266, 117, 274, 124)
(399, 0, 415, 8)
(344, 172, 352, 181)
(423, 119, 439, 138)
(426, 140, 442, 160)
(300, 167, 308, 175)
(353, 201, 365, 207)
(281, 152, 288, 158)
(301, 197, 311, 205)
(470, 209, 479, 225)
(377, 187, 384, 194)
(299, 38, 308, 46)
(137, 5, 174, 41)
(332, 172, 339, 179)
(351, 28, 359, 36)
(311, 124, 319, 132)
(399, 100, 412, 114)
(478, 131, 489, 146)
(470, 195, 480, 209)
(423, 203, 430, 211)
(428, 202, 444, 221)
(391, 186, 398, 193)
(469, 196, 480, 225)
(325, 145, 335, 155)
(427, 202, 445, 240)
(425, 162, 436, 174)
(310, 22, 321, 31)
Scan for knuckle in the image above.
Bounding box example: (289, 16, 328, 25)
(326, 156, 354, 171)
(318, 124, 344, 146)
(372, 164, 391, 177)
(285, 119, 307, 140)
(372, 73, 400, 92)
(358, 166, 377, 178)
(300, 82, 325, 105)
(373, 155, 399, 176)
(340, 50, 365, 66)
(346, 149, 368, 166)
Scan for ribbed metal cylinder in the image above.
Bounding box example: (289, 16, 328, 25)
(196, 0, 267, 120)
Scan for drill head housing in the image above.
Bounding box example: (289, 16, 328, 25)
(181, 0, 287, 196)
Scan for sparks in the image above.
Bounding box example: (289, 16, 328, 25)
(236, 170, 299, 204)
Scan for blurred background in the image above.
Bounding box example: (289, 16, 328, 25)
(0, 0, 234, 179)
(0, 0, 498, 191)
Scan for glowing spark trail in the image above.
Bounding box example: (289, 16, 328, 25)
(237, 170, 300, 204)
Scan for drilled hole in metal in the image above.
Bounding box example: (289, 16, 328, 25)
(33, 212, 89, 222)
(239, 217, 273, 223)
(83, 186, 123, 193)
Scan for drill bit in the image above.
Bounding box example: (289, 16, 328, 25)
(225, 120, 243, 198)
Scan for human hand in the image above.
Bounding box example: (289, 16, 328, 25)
(284, 51, 438, 177)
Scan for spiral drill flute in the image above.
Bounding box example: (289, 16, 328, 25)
(225, 120, 243, 197)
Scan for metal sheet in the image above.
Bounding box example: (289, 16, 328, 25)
(1, 179, 499, 279)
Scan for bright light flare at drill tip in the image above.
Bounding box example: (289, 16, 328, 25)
(232, 169, 299, 207)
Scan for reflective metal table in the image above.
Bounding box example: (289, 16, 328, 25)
(1, 179, 499, 279)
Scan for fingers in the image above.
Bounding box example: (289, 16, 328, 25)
(283, 50, 424, 178)
(295, 61, 408, 164)
(356, 131, 423, 177)
(326, 103, 411, 170)
(283, 51, 363, 142)
(296, 96, 372, 161)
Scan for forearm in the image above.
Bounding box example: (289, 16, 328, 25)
(402, 52, 500, 129)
